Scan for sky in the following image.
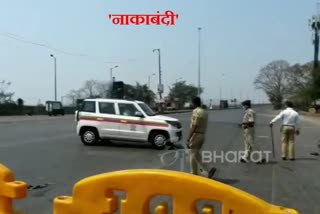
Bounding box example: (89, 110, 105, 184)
(0, 0, 317, 105)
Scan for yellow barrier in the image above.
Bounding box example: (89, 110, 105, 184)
(0, 164, 27, 214)
(53, 169, 299, 214)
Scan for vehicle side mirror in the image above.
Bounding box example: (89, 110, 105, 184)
(135, 111, 144, 118)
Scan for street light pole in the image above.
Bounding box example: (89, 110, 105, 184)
(153, 48, 163, 112)
(148, 73, 156, 88)
(153, 49, 163, 98)
(110, 65, 119, 82)
(50, 54, 57, 101)
(197, 27, 202, 97)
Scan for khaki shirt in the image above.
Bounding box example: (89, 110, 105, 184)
(191, 107, 208, 133)
(242, 108, 255, 124)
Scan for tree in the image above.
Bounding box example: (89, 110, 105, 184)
(0, 80, 14, 104)
(254, 60, 290, 109)
(66, 80, 156, 106)
(169, 81, 202, 109)
(285, 62, 313, 108)
(17, 98, 24, 107)
(123, 83, 156, 105)
(66, 80, 112, 105)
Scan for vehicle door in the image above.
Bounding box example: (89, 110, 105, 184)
(116, 103, 146, 140)
(78, 101, 99, 131)
(97, 101, 120, 138)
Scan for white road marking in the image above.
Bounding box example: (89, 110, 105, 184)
(257, 136, 269, 138)
(271, 165, 276, 204)
(0, 134, 75, 148)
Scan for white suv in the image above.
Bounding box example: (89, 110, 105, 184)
(75, 99, 183, 150)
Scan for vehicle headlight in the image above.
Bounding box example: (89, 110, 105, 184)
(165, 120, 182, 128)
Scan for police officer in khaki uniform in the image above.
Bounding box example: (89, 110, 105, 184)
(187, 97, 216, 178)
(240, 100, 265, 164)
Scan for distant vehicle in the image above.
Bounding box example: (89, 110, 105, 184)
(75, 98, 182, 150)
(183, 102, 192, 109)
(45, 101, 65, 116)
(219, 100, 229, 109)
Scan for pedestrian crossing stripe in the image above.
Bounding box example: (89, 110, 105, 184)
(79, 116, 169, 128)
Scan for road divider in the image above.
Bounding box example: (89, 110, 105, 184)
(0, 164, 299, 214)
(0, 164, 27, 214)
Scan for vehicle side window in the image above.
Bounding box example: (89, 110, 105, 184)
(99, 102, 115, 114)
(118, 103, 140, 117)
(81, 101, 96, 113)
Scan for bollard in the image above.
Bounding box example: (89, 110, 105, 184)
(54, 169, 299, 214)
(0, 164, 27, 214)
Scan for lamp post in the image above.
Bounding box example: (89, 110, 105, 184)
(219, 74, 225, 101)
(50, 54, 57, 101)
(197, 27, 202, 97)
(110, 65, 119, 82)
(148, 73, 156, 89)
(153, 48, 163, 112)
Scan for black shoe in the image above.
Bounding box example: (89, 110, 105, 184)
(289, 158, 295, 161)
(282, 157, 287, 160)
(256, 158, 266, 164)
(240, 158, 249, 163)
(168, 146, 176, 150)
(208, 167, 217, 178)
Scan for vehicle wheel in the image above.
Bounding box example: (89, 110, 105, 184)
(150, 132, 168, 150)
(81, 129, 99, 145)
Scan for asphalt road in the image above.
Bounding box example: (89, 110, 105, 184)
(0, 107, 319, 214)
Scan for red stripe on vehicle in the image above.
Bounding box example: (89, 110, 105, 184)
(80, 118, 168, 127)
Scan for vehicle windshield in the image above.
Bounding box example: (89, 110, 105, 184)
(138, 103, 156, 116)
(52, 102, 62, 110)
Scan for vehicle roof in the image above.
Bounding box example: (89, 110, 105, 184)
(84, 98, 144, 103)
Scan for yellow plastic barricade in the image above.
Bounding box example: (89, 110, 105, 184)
(54, 169, 299, 214)
(0, 164, 27, 214)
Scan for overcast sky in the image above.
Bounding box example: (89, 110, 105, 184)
(0, 0, 317, 105)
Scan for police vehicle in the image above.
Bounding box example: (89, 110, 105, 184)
(75, 99, 182, 149)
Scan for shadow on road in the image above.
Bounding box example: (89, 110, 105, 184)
(214, 177, 240, 185)
(295, 157, 318, 161)
(97, 140, 154, 150)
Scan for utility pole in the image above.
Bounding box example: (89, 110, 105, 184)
(50, 54, 57, 101)
(310, 3, 320, 69)
(148, 73, 156, 88)
(309, 2, 320, 101)
(153, 49, 163, 112)
(197, 27, 202, 97)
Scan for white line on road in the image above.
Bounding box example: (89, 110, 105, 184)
(257, 136, 269, 138)
(271, 165, 276, 204)
(0, 134, 76, 148)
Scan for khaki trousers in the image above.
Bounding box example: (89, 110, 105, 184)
(189, 133, 208, 177)
(281, 126, 295, 159)
(243, 127, 255, 160)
